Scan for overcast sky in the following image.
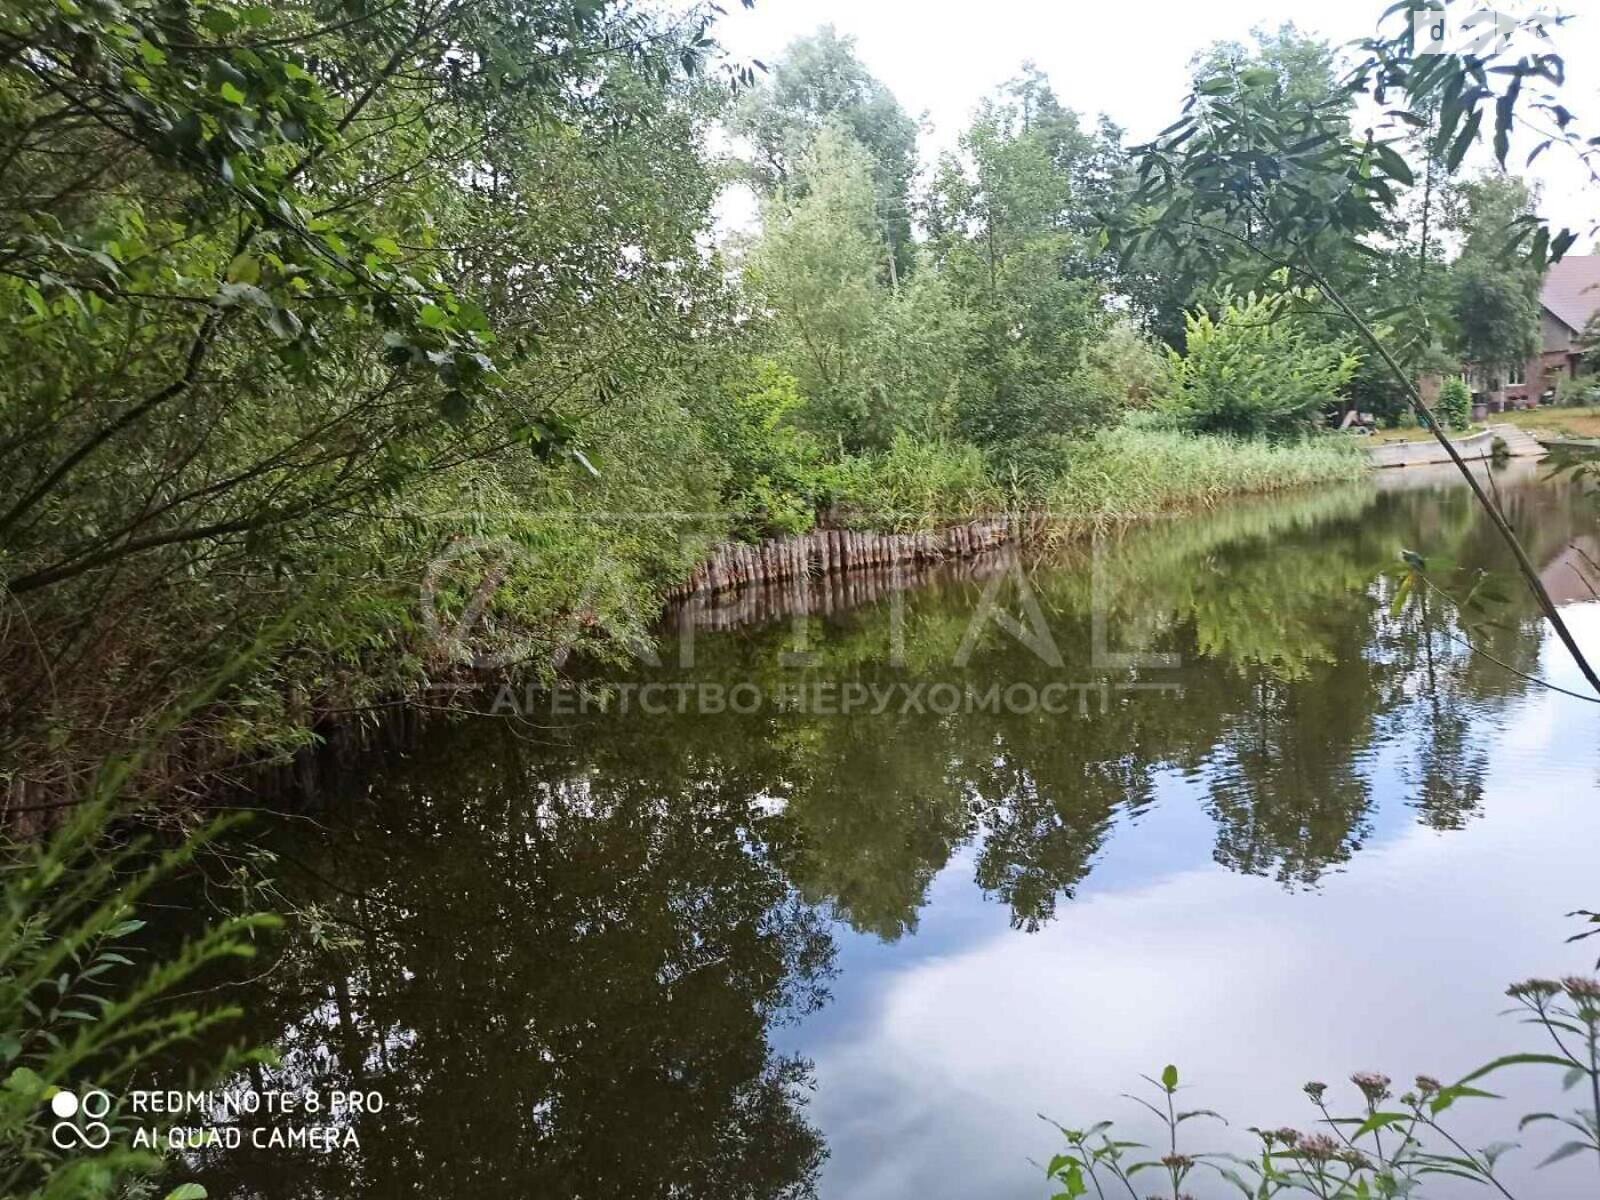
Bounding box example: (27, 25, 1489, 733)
(707, 0, 1598, 247)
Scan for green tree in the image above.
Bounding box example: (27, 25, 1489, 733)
(926, 88, 1110, 464)
(732, 25, 919, 281)
(744, 128, 885, 449)
(1190, 21, 1343, 109)
(1164, 288, 1360, 440)
(1449, 176, 1544, 383)
(745, 128, 970, 454)
(0, 0, 743, 788)
(1111, 23, 1355, 346)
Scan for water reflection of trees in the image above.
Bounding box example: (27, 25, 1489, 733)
(191, 738, 834, 1199)
(186, 468, 1593, 1194)
(634, 469, 1587, 927)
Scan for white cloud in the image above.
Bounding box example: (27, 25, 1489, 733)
(800, 710, 1600, 1199)
(706, 0, 1598, 245)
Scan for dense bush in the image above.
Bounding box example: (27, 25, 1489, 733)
(695, 360, 823, 538)
(1084, 320, 1176, 411)
(1437, 377, 1473, 431)
(1163, 290, 1361, 441)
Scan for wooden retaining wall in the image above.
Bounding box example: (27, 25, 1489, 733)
(665, 546, 1018, 635)
(665, 517, 1019, 598)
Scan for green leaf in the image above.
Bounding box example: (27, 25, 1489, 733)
(1372, 144, 1415, 186)
(1429, 1083, 1500, 1114)
(219, 81, 247, 105)
(1453, 1053, 1574, 1087)
(1537, 1141, 1591, 1169)
(3, 1066, 44, 1098)
(164, 1186, 208, 1200)
(454, 301, 490, 332)
(1354, 1111, 1410, 1138)
(200, 9, 238, 35)
(226, 254, 259, 285)
(1445, 108, 1483, 172)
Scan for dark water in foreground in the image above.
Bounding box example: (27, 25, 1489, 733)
(173, 462, 1600, 1199)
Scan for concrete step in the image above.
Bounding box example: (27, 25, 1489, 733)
(1487, 424, 1545, 456)
(1370, 424, 1546, 468)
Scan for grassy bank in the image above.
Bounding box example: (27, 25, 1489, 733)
(818, 427, 1369, 535)
(1367, 407, 1600, 445)
(0, 421, 1369, 807)
(1498, 406, 1600, 440)
(1043, 426, 1370, 527)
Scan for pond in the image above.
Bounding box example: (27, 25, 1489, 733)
(168, 461, 1600, 1199)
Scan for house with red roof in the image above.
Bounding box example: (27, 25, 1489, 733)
(1480, 253, 1600, 412)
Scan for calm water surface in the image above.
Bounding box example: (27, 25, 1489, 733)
(179, 462, 1600, 1199)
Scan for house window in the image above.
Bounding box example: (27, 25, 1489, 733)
(1506, 361, 1527, 386)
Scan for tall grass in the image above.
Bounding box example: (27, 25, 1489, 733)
(1043, 426, 1368, 533)
(822, 435, 1004, 531)
(1, 789, 278, 1199)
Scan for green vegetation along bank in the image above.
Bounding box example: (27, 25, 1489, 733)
(0, 2, 1379, 805)
(0, 1, 1559, 806)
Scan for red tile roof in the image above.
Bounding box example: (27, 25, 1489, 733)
(1542, 254, 1600, 334)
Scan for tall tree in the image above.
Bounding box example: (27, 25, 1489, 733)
(745, 128, 968, 452)
(1119, 23, 1358, 346)
(744, 128, 885, 448)
(732, 26, 919, 281)
(926, 87, 1110, 461)
(1448, 175, 1544, 383)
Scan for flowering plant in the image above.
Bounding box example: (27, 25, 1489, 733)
(1042, 973, 1600, 1199)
